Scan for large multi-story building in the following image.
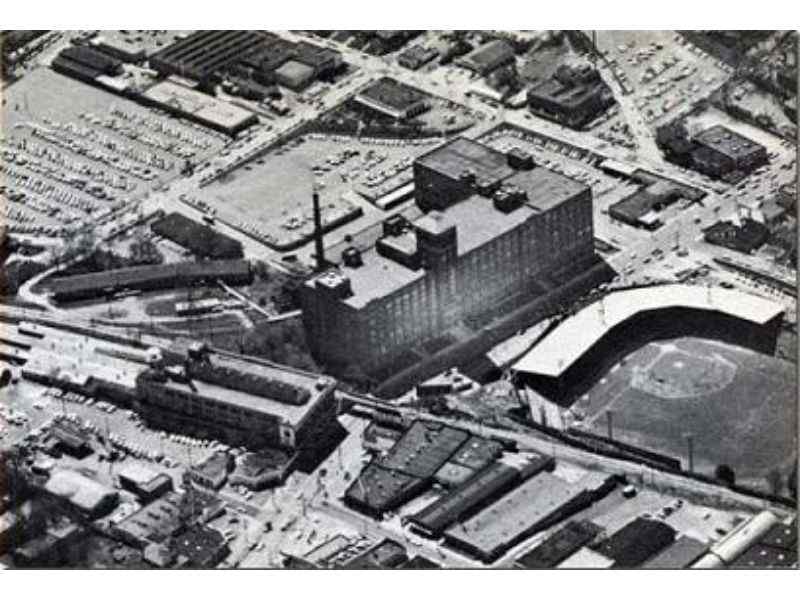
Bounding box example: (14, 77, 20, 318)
(300, 137, 595, 372)
(134, 346, 338, 451)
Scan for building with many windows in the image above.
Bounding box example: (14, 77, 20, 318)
(299, 137, 595, 373)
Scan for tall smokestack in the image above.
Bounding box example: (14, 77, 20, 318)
(313, 187, 325, 272)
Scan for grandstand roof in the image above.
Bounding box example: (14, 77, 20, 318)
(513, 284, 785, 378)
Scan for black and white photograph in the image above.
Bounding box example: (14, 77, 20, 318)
(0, 12, 798, 577)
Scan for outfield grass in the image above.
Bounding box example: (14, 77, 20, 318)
(580, 337, 797, 485)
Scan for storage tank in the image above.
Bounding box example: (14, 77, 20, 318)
(694, 511, 778, 568)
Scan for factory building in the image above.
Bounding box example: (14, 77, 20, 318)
(300, 137, 595, 373)
(46, 259, 252, 303)
(691, 125, 768, 180)
(134, 346, 338, 453)
(456, 40, 515, 76)
(527, 61, 615, 130)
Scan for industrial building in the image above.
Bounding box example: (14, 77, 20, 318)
(407, 454, 554, 538)
(43, 470, 119, 519)
(398, 45, 439, 71)
(51, 45, 123, 84)
(149, 30, 271, 83)
(456, 40, 515, 76)
(691, 125, 768, 180)
(514, 520, 603, 568)
(608, 179, 691, 230)
(117, 465, 173, 503)
(45, 259, 252, 303)
(140, 81, 257, 136)
(591, 517, 677, 568)
(344, 420, 512, 518)
(300, 137, 595, 373)
(354, 78, 431, 120)
(642, 535, 709, 569)
(228, 449, 295, 490)
(442, 471, 611, 563)
(239, 36, 343, 91)
(135, 346, 338, 452)
(527, 61, 615, 130)
(512, 284, 786, 402)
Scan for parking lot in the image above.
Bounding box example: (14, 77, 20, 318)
(1, 68, 228, 241)
(595, 31, 732, 127)
(196, 132, 445, 253)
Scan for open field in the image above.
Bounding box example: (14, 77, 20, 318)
(577, 337, 797, 488)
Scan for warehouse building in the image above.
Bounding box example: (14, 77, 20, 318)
(398, 45, 439, 71)
(240, 36, 343, 90)
(591, 517, 677, 568)
(46, 259, 252, 303)
(691, 125, 768, 180)
(141, 81, 257, 136)
(408, 454, 554, 538)
(514, 520, 603, 569)
(642, 535, 709, 569)
(456, 40, 515, 76)
(149, 30, 270, 83)
(51, 45, 123, 84)
(608, 179, 689, 230)
(43, 470, 119, 520)
(442, 471, 598, 563)
(345, 420, 477, 517)
(117, 464, 173, 503)
(354, 77, 431, 120)
(527, 61, 614, 130)
(135, 347, 338, 452)
(300, 137, 595, 373)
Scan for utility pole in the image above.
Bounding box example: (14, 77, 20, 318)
(686, 434, 694, 473)
(606, 409, 614, 441)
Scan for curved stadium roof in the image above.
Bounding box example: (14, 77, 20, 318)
(512, 284, 785, 378)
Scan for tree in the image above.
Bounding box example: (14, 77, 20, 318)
(765, 469, 784, 496)
(715, 464, 736, 487)
(787, 459, 798, 499)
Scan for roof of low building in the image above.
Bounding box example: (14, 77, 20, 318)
(694, 125, 766, 161)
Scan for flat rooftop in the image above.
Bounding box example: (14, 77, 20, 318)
(161, 372, 313, 427)
(513, 284, 786, 378)
(206, 352, 330, 403)
(380, 420, 470, 479)
(344, 463, 425, 513)
(695, 125, 766, 161)
(416, 137, 514, 184)
(143, 80, 255, 131)
(444, 472, 585, 559)
(507, 167, 590, 213)
(356, 77, 428, 111)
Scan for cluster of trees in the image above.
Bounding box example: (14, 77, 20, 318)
(241, 320, 317, 372)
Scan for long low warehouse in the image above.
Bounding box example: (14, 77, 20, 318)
(46, 260, 252, 303)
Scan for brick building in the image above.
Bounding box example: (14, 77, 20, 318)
(300, 137, 595, 373)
